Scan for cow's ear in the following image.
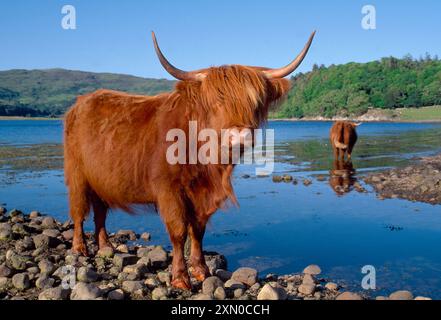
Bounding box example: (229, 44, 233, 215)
(268, 78, 291, 102)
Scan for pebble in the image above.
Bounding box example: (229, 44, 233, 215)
(42, 229, 60, 238)
(0, 207, 6, 215)
(41, 217, 56, 229)
(122, 280, 144, 293)
(303, 264, 321, 275)
(325, 282, 338, 291)
(116, 244, 129, 253)
(113, 253, 138, 270)
(38, 259, 55, 275)
(231, 267, 258, 286)
(61, 229, 74, 241)
(336, 292, 363, 300)
(202, 276, 224, 296)
(140, 232, 151, 241)
(215, 269, 232, 282)
(29, 211, 40, 219)
(77, 266, 99, 283)
(0, 264, 12, 277)
(116, 229, 137, 241)
(214, 287, 226, 300)
(71, 282, 103, 300)
(302, 273, 316, 285)
(146, 246, 168, 268)
(192, 293, 212, 300)
(108, 289, 125, 300)
(33, 234, 57, 249)
(157, 271, 172, 286)
(12, 273, 30, 290)
(224, 279, 246, 290)
(303, 179, 312, 186)
(7, 252, 29, 271)
(38, 286, 70, 300)
(389, 290, 413, 300)
(137, 247, 152, 258)
(205, 254, 227, 274)
(298, 283, 315, 295)
(36, 274, 55, 289)
(257, 283, 282, 300)
(152, 287, 168, 300)
(96, 247, 114, 259)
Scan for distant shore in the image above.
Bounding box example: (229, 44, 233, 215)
(0, 116, 62, 121)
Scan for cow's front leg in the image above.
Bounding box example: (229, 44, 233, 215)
(158, 192, 191, 290)
(188, 215, 210, 281)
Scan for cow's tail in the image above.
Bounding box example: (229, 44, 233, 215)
(333, 139, 348, 149)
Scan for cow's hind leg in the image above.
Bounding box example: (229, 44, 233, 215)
(188, 215, 210, 281)
(158, 192, 190, 290)
(91, 192, 112, 250)
(68, 176, 90, 256)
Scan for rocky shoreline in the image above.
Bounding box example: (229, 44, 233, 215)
(363, 154, 441, 205)
(0, 207, 430, 300)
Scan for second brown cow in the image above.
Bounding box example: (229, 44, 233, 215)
(330, 121, 361, 160)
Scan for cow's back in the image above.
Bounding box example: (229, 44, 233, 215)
(64, 89, 168, 207)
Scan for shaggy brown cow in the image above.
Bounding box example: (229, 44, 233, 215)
(64, 31, 315, 289)
(330, 121, 361, 160)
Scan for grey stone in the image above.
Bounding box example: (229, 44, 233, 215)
(215, 269, 232, 282)
(97, 246, 114, 258)
(0, 264, 12, 277)
(62, 229, 74, 241)
(116, 229, 137, 241)
(202, 276, 224, 296)
(38, 259, 55, 275)
(137, 247, 152, 258)
(0, 277, 10, 290)
(38, 286, 70, 300)
(41, 216, 57, 229)
(36, 274, 55, 289)
(157, 271, 172, 286)
(12, 273, 30, 290)
(152, 287, 168, 300)
(33, 234, 58, 249)
(122, 280, 144, 293)
(224, 279, 246, 290)
(71, 282, 102, 300)
(146, 246, 168, 268)
(303, 264, 321, 275)
(77, 266, 98, 283)
(0, 207, 6, 215)
(108, 289, 125, 300)
(43, 229, 60, 238)
(389, 290, 413, 300)
(302, 274, 316, 285)
(231, 267, 258, 286)
(7, 252, 29, 271)
(121, 264, 148, 280)
(113, 253, 138, 270)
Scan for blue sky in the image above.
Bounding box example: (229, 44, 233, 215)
(0, 0, 440, 79)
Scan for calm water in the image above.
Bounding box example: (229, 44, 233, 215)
(1, 120, 441, 298)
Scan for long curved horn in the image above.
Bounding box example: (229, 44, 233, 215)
(263, 31, 316, 79)
(151, 31, 206, 81)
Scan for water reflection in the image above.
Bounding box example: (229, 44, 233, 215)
(329, 160, 356, 196)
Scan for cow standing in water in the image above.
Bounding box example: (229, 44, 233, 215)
(64, 31, 315, 289)
(330, 121, 361, 160)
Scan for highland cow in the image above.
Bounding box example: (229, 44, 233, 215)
(330, 121, 361, 160)
(64, 31, 315, 289)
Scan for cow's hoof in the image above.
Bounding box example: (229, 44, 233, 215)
(72, 242, 89, 256)
(189, 265, 210, 282)
(171, 277, 191, 290)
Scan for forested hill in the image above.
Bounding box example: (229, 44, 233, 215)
(0, 69, 175, 117)
(277, 55, 441, 118)
(1, 56, 441, 118)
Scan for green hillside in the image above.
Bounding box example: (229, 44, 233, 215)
(277, 55, 441, 118)
(0, 69, 175, 117)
